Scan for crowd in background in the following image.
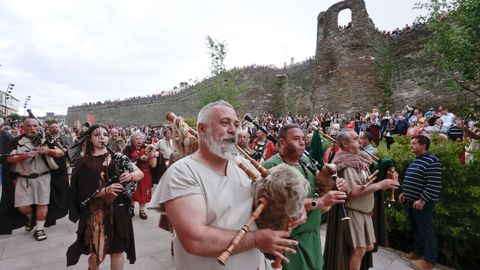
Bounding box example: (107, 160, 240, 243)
(1, 104, 479, 167)
(243, 104, 479, 163)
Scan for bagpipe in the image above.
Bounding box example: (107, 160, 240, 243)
(80, 143, 137, 211)
(26, 109, 67, 169)
(129, 142, 159, 168)
(166, 112, 198, 156)
(164, 113, 312, 270)
(318, 130, 397, 208)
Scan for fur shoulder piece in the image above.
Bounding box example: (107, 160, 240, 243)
(332, 151, 372, 172)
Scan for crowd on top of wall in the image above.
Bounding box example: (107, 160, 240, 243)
(70, 90, 187, 108)
(70, 58, 316, 109)
(338, 19, 426, 36)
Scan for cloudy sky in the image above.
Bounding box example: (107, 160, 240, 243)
(0, 0, 426, 116)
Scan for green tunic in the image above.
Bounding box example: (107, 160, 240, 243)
(263, 154, 323, 270)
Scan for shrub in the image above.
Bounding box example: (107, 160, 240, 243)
(183, 117, 197, 129)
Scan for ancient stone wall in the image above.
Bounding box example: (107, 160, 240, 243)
(315, 0, 390, 115)
(388, 26, 466, 110)
(313, 0, 473, 116)
(66, 66, 281, 125)
(67, 86, 199, 126)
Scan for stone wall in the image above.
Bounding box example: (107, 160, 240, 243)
(388, 26, 466, 110)
(67, 86, 199, 126)
(313, 0, 474, 116)
(67, 0, 474, 126)
(66, 66, 278, 125)
(314, 0, 387, 115)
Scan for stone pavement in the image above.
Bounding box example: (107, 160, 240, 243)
(0, 208, 455, 270)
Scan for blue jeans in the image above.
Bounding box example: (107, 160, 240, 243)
(405, 200, 438, 264)
(380, 124, 387, 140)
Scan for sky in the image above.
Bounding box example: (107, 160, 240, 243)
(0, 0, 427, 116)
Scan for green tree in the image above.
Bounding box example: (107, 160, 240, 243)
(375, 45, 395, 111)
(416, 0, 480, 98)
(196, 71, 250, 110)
(7, 113, 23, 122)
(197, 36, 248, 109)
(206, 35, 227, 76)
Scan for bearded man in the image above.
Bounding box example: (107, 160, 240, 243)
(155, 101, 305, 270)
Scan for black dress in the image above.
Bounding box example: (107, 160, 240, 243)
(66, 154, 135, 266)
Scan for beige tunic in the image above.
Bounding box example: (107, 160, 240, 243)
(341, 167, 376, 248)
(12, 136, 51, 207)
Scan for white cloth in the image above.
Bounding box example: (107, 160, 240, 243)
(156, 138, 173, 160)
(440, 113, 455, 128)
(155, 156, 262, 270)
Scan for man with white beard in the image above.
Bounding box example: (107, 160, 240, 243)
(155, 100, 306, 270)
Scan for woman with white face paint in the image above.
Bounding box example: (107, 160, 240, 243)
(67, 124, 144, 269)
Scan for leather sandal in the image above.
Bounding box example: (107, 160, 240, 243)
(139, 210, 148, 220)
(24, 219, 34, 232)
(33, 229, 47, 241)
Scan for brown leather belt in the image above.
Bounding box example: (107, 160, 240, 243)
(18, 171, 50, 179)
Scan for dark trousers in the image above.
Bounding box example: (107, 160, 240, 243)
(380, 125, 386, 140)
(386, 136, 394, 149)
(405, 200, 438, 264)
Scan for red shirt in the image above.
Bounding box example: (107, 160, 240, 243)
(250, 139, 275, 161)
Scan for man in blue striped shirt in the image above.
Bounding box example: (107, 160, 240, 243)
(399, 135, 441, 270)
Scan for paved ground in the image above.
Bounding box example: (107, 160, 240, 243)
(0, 206, 454, 270)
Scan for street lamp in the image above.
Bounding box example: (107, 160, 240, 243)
(4, 83, 14, 115)
(24, 95, 31, 116)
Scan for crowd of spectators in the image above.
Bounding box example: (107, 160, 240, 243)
(1, 104, 479, 169)
(242, 104, 479, 163)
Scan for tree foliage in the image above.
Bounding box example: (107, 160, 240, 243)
(375, 45, 396, 111)
(206, 35, 227, 76)
(7, 113, 24, 122)
(416, 0, 480, 98)
(196, 71, 250, 110)
(183, 117, 197, 128)
(197, 36, 248, 109)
